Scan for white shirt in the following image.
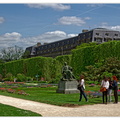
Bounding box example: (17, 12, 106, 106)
(101, 80, 109, 89)
(80, 79, 85, 89)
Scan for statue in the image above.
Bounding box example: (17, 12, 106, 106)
(61, 62, 76, 81)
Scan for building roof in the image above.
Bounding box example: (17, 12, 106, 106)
(92, 28, 119, 32)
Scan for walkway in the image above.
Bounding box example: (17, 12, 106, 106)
(0, 95, 120, 117)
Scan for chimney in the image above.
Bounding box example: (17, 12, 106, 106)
(37, 42, 41, 47)
(82, 29, 89, 33)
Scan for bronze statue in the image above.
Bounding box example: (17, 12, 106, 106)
(61, 62, 75, 81)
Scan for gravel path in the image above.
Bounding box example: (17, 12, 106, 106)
(0, 95, 120, 117)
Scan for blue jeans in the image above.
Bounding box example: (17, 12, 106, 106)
(79, 89, 88, 101)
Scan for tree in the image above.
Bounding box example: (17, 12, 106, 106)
(81, 57, 120, 82)
(0, 45, 24, 62)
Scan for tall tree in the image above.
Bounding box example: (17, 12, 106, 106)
(0, 45, 24, 62)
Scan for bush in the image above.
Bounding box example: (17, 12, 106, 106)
(26, 77, 33, 81)
(4, 73, 14, 81)
(17, 73, 26, 82)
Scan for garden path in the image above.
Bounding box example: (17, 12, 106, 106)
(0, 95, 120, 117)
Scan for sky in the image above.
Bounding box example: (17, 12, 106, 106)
(1, 3, 120, 50)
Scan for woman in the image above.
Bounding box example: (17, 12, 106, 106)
(112, 76, 118, 104)
(101, 76, 109, 104)
(78, 75, 88, 102)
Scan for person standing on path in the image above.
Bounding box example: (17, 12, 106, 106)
(78, 75, 88, 102)
(112, 76, 118, 104)
(101, 76, 109, 104)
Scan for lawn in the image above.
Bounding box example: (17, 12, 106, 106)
(0, 103, 41, 116)
(0, 83, 112, 106)
(0, 82, 120, 107)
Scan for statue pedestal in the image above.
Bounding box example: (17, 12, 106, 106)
(56, 80, 79, 94)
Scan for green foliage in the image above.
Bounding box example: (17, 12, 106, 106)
(54, 55, 72, 80)
(101, 71, 113, 78)
(0, 64, 5, 77)
(0, 74, 3, 81)
(17, 73, 26, 82)
(71, 41, 120, 77)
(4, 73, 14, 81)
(26, 76, 33, 81)
(81, 57, 120, 82)
(2, 41, 120, 83)
(76, 42, 97, 49)
(4, 59, 24, 76)
(71, 46, 96, 77)
(24, 56, 54, 80)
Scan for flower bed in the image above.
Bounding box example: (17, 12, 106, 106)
(85, 90, 102, 98)
(4, 81, 25, 85)
(0, 87, 29, 95)
(89, 84, 96, 87)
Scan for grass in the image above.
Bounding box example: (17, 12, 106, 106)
(0, 84, 119, 107)
(0, 103, 41, 116)
(0, 85, 104, 106)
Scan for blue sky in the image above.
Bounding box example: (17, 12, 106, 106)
(0, 3, 120, 49)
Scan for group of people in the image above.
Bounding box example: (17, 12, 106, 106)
(78, 75, 119, 104)
(101, 75, 118, 104)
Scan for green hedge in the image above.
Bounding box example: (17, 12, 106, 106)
(71, 41, 120, 77)
(0, 55, 71, 81)
(0, 64, 5, 76)
(4, 59, 24, 76)
(1, 41, 120, 82)
(24, 56, 53, 80)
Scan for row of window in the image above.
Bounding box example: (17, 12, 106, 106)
(37, 44, 76, 55)
(38, 37, 78, 50)
(95, 33, 119, 36)
(94, 38, 120, 42)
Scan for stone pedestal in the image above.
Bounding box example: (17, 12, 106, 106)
(56, 80, 79, 94)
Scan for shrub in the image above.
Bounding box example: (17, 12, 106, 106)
(17, 73, 26, 82)
(26, 77, 33, 81)
(4, 73, 14, 81)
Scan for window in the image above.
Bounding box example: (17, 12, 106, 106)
(105, 33, 109, 36)
(96, 33, 99, 35)
(115, 34, 118, 36)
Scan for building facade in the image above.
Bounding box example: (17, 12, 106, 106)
(25, 28, 120, 58)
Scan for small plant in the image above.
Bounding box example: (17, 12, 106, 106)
(4, 73, 14, 81)
(17, 73, 26, 82)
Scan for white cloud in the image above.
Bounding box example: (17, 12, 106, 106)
(0, 32, 22, 41)
(27, 4, 70, 11)
(84, 17, 91, 20)
(0, 17, 5, 24)
(99, 22, 120, 31)
(0, 31, 78, 50)
(58, 16, 86, 26)
(22, 30, 78, 45)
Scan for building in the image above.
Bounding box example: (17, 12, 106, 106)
(24, 28, 120, 58)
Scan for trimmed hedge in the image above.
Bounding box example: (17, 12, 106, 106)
(71, 41, 120, 77)
(4, 59, 24, 76)
(1, 41, 120, 82)
(0, 64, 5, 76)
(0, 55, 72, 81)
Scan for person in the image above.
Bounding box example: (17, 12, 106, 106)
(101, 76, 109, 104)
(112, 76, 118, 104)
(78, 75, 88, 102)
(108, 77, 113, 102)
